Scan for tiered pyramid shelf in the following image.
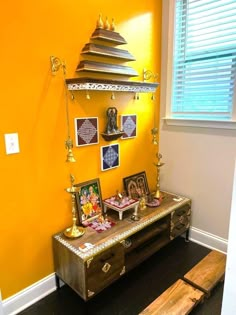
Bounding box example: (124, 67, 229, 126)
(65, 20, 159, 93)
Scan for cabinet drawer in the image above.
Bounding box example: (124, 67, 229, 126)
(170, 204, 191, 240)
(170, 220, 189, 239)
(86, 243, 124, 298)
(171, 204, 190, 223)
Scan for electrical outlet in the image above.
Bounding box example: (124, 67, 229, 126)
(4, 133, 20, 154)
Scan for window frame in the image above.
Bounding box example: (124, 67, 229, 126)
(161, 0, 236, 129)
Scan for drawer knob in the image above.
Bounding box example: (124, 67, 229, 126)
(102, 262, 111, 273)
(120, 238, 132, 248)
(179, 215, 185, 224)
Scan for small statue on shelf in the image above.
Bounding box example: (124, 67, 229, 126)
(101, 107, 125, 141)
(139, 195, 147, 211)
(115, 190, 124, 204)
(104, 17, 110, 30)
(105, 107, 119, 134)
(110, 18, 115, 31)
(97, 14, 104, 29)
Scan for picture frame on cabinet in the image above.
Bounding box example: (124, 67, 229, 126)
(123, 171, 150, 199)
(74, 117, 99, 146)
(74, 178, 103, 225)
(101, 143, 120, 171)
(121, 114, 137, 139)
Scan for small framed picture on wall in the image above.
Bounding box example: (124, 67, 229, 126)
(123, 171, 150, 199)
(74, 117, 99, 146)
(121, 114, 137, 139)
(101, 143, 120, 171)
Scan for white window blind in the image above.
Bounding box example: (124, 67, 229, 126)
(172, 0, 236, 120)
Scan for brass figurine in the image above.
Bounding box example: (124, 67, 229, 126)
(97, 14, 104, 29)
(64, 175, 85, 238)
(139, 195, 146, 211)
(96, 15, 115, 31)
(105, 107, 119, 134)
(104, 17, 110, 30)
(110, 18, 115, 31)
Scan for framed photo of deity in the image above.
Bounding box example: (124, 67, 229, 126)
(123, 171, 150, 199)
(101, 143, 120, 171)
(74, 117, 99, 146)
(121, 114, 137, 139)
(74, 178, 103, 225)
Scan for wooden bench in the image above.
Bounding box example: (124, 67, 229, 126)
(183, 250, 226, 297)
(139, 250, 226, 314)
(139, 279, 204, 315)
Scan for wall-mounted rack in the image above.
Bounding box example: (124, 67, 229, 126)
(65, 77, 158, 93)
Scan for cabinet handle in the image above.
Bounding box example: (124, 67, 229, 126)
(120, 238, 132, 248)
(176, 210, 185, 216)
(102, 262, 111, 273)
(100, 253, 114, 263)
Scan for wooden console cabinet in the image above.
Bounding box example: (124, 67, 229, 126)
(52, 191, 191, 301)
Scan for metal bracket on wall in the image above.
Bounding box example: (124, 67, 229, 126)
(50, 56, 66, 75)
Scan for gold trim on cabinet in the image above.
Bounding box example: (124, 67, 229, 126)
(87, 290, 95, 297)
(102, 262, 111, 273)
(120, 266, 126, 275)
(86, 257, 94, 268)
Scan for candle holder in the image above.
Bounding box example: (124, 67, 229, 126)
(154, 153, 165, 199)
(64, 175, 85, 239)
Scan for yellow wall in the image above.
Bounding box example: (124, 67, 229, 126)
(0, 0, 162, 298)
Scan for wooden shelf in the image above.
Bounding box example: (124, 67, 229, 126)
(65, 77, 159, 93)
(81, 43, 136, 61)
(67, 27, 159, 94)
(101, 132, 125, 141)
(76, 60, 138, 77)
(91, 28, 127, 45)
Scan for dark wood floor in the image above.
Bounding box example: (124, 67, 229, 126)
(18, 237, 224, 315)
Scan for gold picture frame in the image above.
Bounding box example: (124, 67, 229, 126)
(74, 178, 103, 225)
(123, 171, 150, 199)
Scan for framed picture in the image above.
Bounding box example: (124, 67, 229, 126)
(74, 117, 99, 146)
(74, 178, 103, 225)
(121, 114, 137, 139)
(101, 143, 120, 171)
(123, 171, 150, 199)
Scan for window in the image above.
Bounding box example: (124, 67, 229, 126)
(162, 0, 236, 128)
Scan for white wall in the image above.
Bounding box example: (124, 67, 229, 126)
(160, 1, 236, 250)
(221, 159, 236, 314)
(0, 290, 4, 315)
(159, 124, 236, 241)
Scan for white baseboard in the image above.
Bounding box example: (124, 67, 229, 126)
(0, 290, 4, 315)
(2, 274, 57, 315)
(189, 226, 228, 254)
(2, 228, 228, 315)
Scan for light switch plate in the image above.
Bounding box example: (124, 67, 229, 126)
(4, 133, 20, 154)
